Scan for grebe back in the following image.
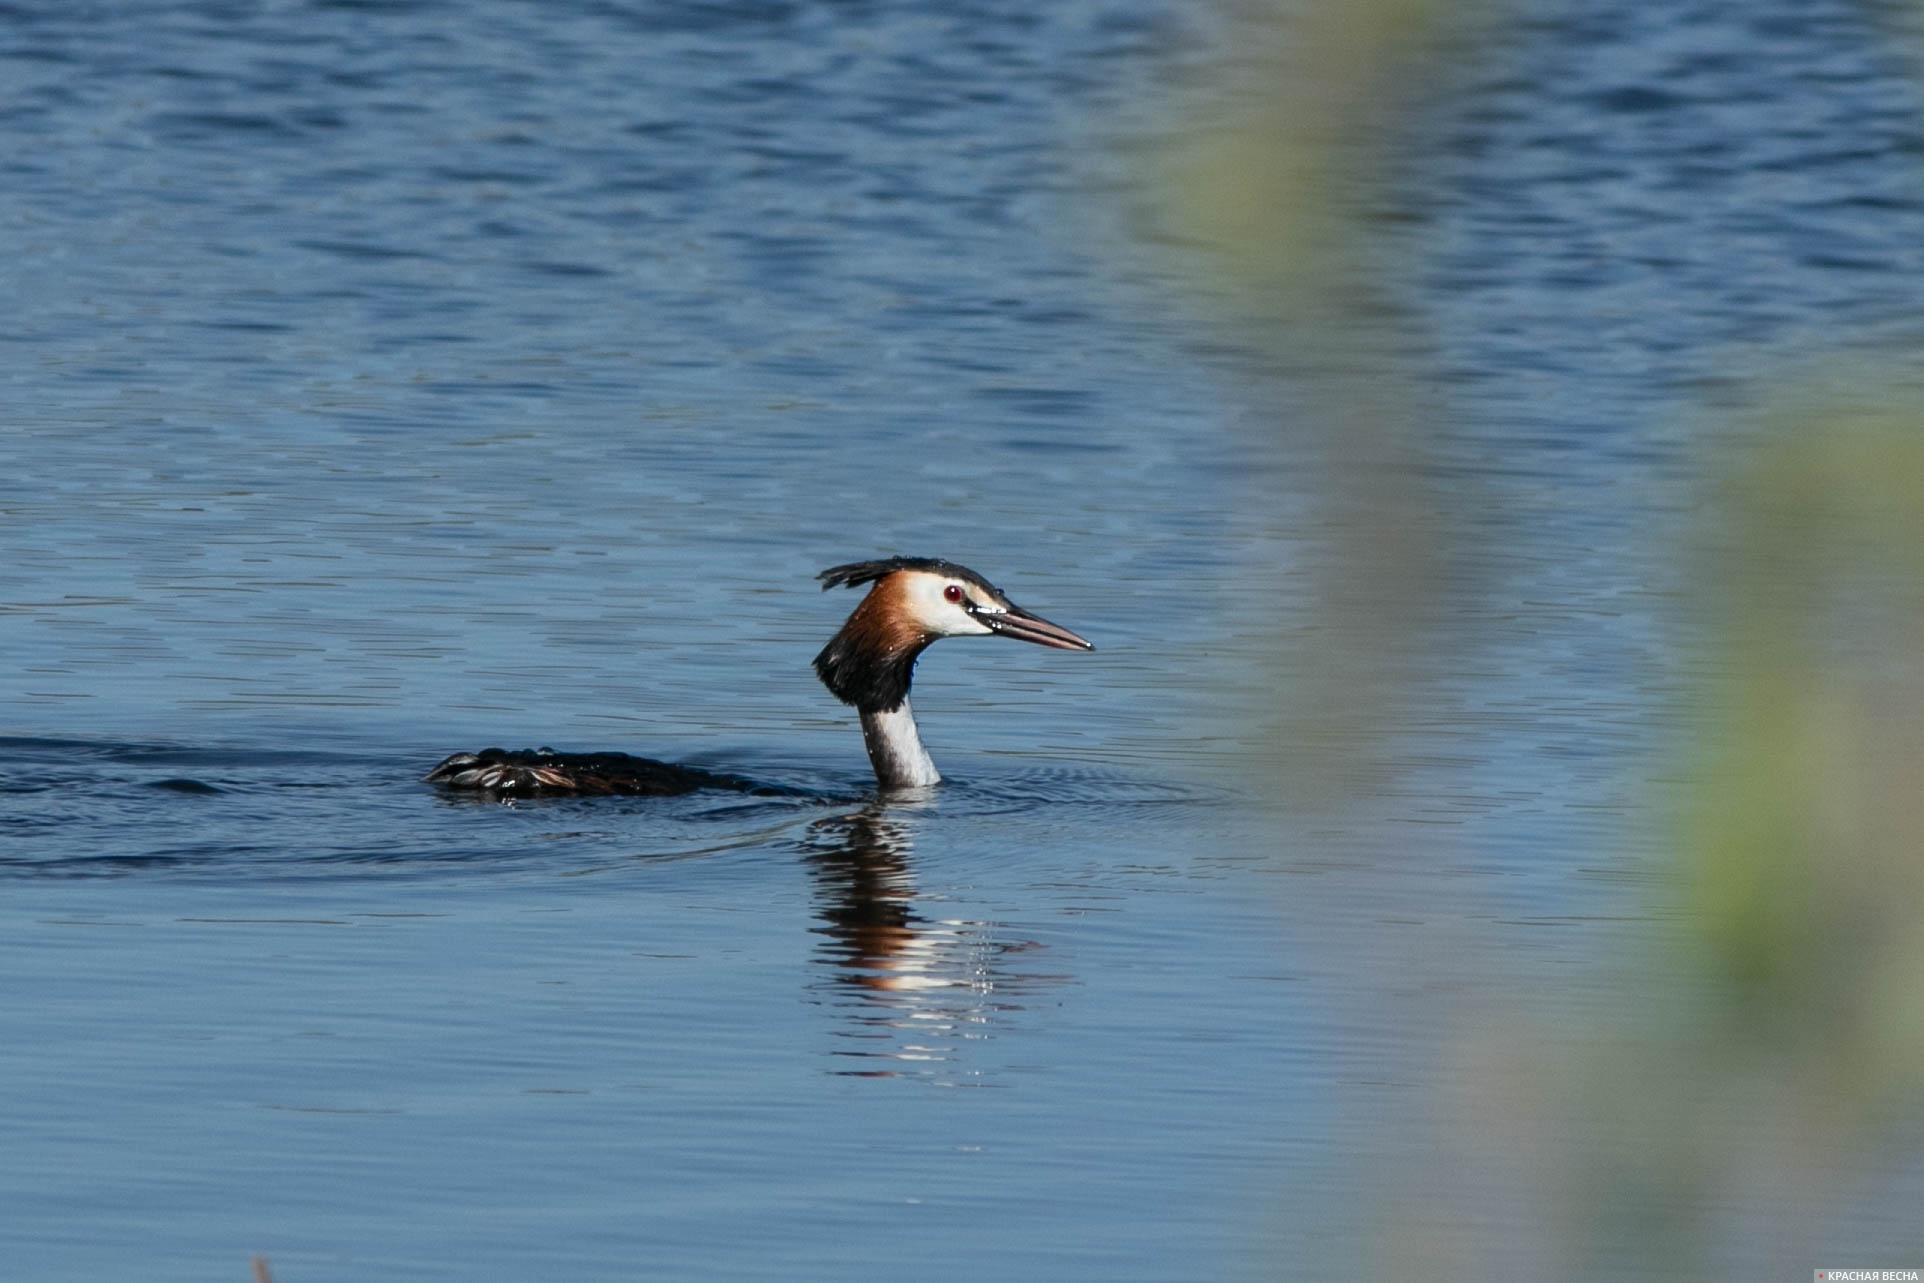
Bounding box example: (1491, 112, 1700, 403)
(425, 557, 1092, 796)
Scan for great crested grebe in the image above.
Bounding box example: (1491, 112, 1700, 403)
(425, 557, 1093, 796)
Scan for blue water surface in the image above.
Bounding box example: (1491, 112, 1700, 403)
(5, 0, 1924, 1278)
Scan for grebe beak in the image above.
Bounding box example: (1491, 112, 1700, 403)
(979, 603, 1094, 651)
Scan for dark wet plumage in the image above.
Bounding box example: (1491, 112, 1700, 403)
(424, 748, 756, 797)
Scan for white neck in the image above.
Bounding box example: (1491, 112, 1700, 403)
(859, 702, 941, 790)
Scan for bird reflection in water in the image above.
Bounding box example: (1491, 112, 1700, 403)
(802, 804, 1060, 1081)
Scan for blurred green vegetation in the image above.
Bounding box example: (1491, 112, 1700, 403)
(1691, 397, 1924, 1077)
(1159, 0, 1499, 801)
(1156, 0, 1924, 1273)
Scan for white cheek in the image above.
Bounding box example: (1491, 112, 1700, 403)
(952, 610, 995, 637)
(907, 577, 995, 637)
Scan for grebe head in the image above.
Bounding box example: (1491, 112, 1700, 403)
(813, 557, 1093, 712)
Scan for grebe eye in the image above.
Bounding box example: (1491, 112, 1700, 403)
(944, 584, 964, 604)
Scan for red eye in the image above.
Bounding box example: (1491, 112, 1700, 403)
(943, 584, 964, 603)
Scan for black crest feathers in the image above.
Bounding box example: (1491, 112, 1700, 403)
(818, 557, 1001, 597)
